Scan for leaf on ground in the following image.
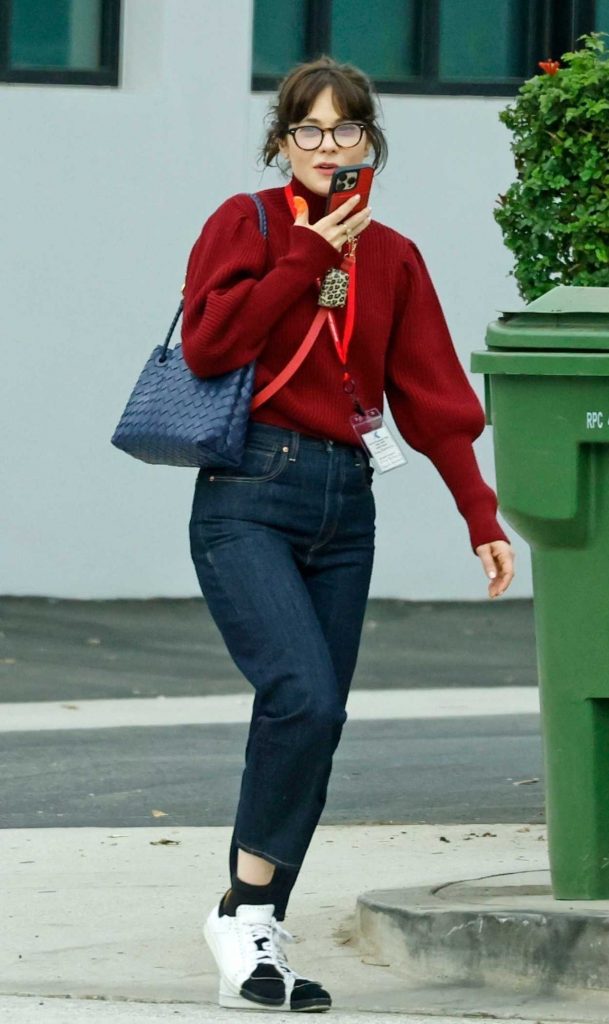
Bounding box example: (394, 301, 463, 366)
(150, 838, 180, 846)
(333, 927, 353, 946)
(61, 704, 79, 710)
(151, 809, 168, 818)
(513, 778, 539, 786)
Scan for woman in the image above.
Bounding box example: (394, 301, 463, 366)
(182, 55, 514, 1013)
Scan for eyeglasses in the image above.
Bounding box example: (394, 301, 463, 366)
(286, 122, 366, 151)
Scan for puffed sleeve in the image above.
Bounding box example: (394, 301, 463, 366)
(181, 193, 342, 377)
(385, 239, 509, 553)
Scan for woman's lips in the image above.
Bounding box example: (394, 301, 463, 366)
(315, 165, 338, 175)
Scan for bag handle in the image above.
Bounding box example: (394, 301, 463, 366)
(160, 193, 268, 361)
(161, 193, 327, 409)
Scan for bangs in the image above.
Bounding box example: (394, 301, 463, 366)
(283, 71, 372, 125)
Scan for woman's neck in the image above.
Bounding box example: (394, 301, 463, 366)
(288, 173, 328, 223)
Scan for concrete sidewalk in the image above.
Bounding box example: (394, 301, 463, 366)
(3, 822, 603, 1023)
(0, 999, 537, 1024)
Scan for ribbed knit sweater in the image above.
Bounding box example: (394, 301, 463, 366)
(181, 174, 509, 554)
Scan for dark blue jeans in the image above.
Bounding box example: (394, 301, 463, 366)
(189, 421, 376, 919)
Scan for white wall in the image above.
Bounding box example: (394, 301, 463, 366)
(2, 0, 532, 600)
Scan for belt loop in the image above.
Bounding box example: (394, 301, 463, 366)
(288, 431, 299, 462)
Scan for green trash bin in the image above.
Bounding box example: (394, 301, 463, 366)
(471, 285, 609, 900)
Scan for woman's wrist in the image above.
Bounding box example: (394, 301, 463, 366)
(288, 223, 344, 274)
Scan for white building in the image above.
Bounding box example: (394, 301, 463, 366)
(4, 0, 604, 600)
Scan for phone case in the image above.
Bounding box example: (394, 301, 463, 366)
(325, 164, 374, 216)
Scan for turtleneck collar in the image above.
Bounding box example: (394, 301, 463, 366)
(288, 173, 328, 224)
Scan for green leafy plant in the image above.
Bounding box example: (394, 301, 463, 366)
(494, 32, 609, 302)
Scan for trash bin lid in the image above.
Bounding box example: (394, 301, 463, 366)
(486, 286, 609, 350)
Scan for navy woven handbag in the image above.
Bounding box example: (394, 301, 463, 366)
(110, 193, 267, 469)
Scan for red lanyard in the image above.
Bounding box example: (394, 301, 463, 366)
(284, 184, 357, 369)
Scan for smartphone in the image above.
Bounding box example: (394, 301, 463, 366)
(325, 164, 374, 217)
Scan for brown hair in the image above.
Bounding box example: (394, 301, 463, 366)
(260, 55, 388, 174)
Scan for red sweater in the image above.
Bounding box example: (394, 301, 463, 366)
(181, 175, 509, 554)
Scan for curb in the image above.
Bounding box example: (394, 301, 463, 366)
(356, 869, 609, 995)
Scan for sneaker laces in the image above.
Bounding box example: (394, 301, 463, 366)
(247, 919, 294, 971)
(270, 919, 299, 977)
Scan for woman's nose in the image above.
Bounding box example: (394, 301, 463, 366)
(319, 130, 338, 152)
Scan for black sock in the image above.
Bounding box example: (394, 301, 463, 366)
(219, 873, 278, 917)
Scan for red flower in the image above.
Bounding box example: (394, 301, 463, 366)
(538, 59, 560, 75)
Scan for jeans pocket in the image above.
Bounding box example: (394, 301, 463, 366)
(206, 441, 289, 484)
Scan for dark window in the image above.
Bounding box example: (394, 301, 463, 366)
(597, 0, 609, 34)
(438, 0, 532, 82)
(252, 0, 602, 96)
(330, 0, 420, 82)
(0, 0, 121, 86)
(252, 0, 308, 77)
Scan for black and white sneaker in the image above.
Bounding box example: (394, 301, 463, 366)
(203, 900, 332, 1012)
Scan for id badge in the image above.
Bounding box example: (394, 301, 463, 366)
(350, 408, 407, 473)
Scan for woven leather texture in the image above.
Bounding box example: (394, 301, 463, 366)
(111, 346, 255, 467)
(111, 193, 266, 468)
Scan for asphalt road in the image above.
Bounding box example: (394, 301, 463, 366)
(1, 714, 543, 829)
(0, 597, 543, 829)
(0, 596, 537, 701)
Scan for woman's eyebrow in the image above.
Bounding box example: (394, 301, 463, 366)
(298, 116, 346, 125)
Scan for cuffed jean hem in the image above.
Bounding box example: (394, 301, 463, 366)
(234, 838, 302, 870)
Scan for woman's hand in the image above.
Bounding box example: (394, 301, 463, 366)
(293, 193, 372, 251)
(475, 540, 515, 599)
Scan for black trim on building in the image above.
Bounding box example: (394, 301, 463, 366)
(252, 0, 602, 96)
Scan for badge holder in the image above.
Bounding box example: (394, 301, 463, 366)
(350, 408, 407, 473)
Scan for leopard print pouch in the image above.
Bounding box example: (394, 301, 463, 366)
(318, 267, 349, 308)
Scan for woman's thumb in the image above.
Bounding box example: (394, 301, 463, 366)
(293, 195, 309, 225)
